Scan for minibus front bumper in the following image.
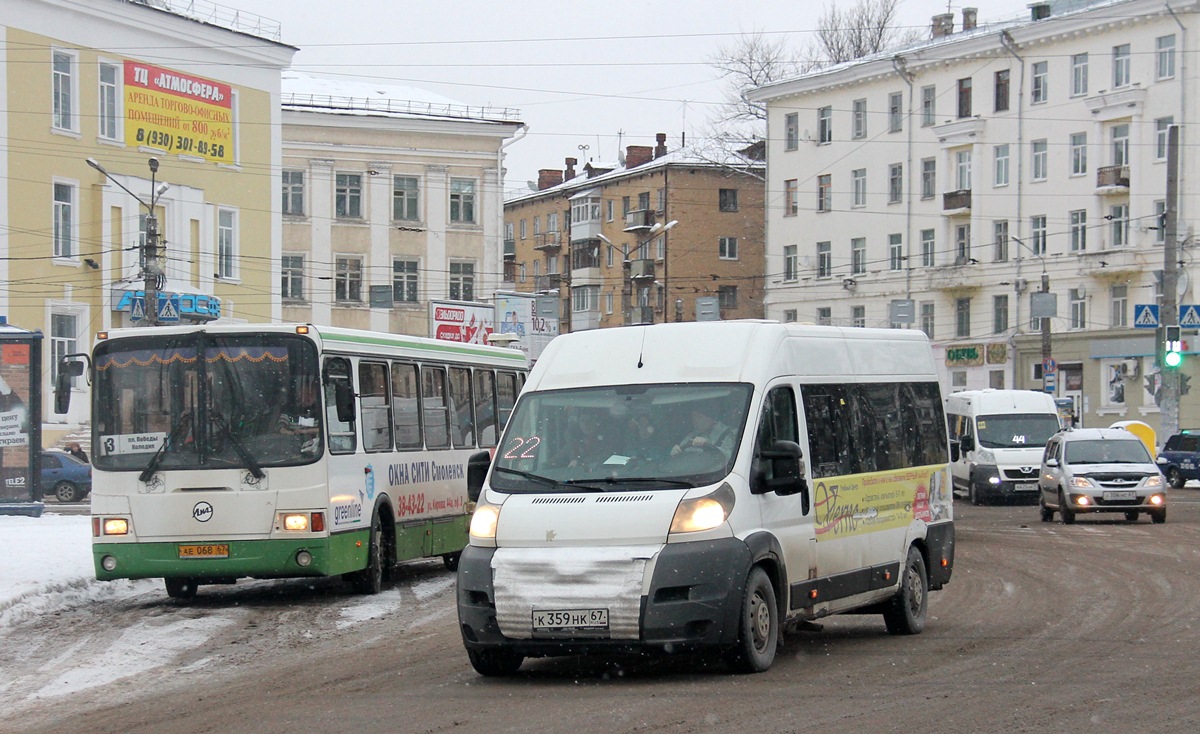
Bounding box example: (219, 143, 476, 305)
(457, 539, 753, 658)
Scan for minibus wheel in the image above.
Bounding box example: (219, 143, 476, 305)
(724, 566, 778, 674)
(442, 552, 461, 571)
(883, 546, 927, 635)
(467, 647, 524, 676)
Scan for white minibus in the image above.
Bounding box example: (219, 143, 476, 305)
(457, 322, 955, 675)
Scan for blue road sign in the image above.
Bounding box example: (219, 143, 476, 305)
(1134, 304, 1160, 328)
(130, 297, 145, 323)
(157, 294, 181, 323)
(1180, 305, 1200, 328)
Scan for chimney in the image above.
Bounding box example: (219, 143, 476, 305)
(962, 7, 977, 31)
(931, 13, 954, 38)
(564, 157, 577, 180)
(654, 132, 668, 159)
(625, 145, 653, 169)
(537, 169, 563, 190)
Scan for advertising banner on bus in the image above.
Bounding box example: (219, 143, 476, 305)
(429, 300, 495, 344)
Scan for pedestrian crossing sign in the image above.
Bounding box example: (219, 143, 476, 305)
(1180, 305, 1200, 328)
(1134, 304, 1159, 328)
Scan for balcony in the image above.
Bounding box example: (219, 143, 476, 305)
(534, 273, 562, 291)
(624, 209, 656, 232)
(942, 189, 971, 215)
(503, 238, 515, 260)
(629, 305, 655, 325)
(630, 259, 656, 280)
(1096, 165, 1130, 192)
(534, 231, 561, 251)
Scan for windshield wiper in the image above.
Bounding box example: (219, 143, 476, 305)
(139, 411, 193, 483)
(209, 409, 265, 479)
(492, 466, 562, 489)
(564, 477, 697, 489)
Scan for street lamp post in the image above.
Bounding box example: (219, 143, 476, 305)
(86, 157, 169, 326)
(1011, 235, 1054, 392)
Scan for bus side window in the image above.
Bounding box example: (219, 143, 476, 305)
(324, 357, 356, 454)
(391, 362, 422, 450)
(358, 361, 392, 452)
(448, 367, 474, 448)
(496, 371, 518, 432)
(474, 370, 497, 447)
(422, 366, 450, 449)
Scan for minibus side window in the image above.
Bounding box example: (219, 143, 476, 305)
(801, 389, 843, 478)
(754, 386, 800, 478)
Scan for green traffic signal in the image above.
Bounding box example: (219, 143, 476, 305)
(1166, 350, 1183, 368)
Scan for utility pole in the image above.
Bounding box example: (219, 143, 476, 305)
(1160, 124, 1182, 438)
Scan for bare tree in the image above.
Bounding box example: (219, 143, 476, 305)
(808, 0, 923, 68)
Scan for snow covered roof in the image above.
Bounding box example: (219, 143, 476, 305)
(281, 71, 521, 124)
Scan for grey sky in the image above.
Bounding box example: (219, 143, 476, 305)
(233, 0, 1033, 192)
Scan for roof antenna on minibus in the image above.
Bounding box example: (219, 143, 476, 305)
(637, 328, 647, 368)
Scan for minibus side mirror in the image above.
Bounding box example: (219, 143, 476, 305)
(753, 440, 809, 505)
(466, 450, 492, 503)
(334, 381, 355, 423)
(54, 358, 86, 414)
(959, 434, 975, 453)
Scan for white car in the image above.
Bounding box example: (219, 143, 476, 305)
(1038, 428, 1166, 524)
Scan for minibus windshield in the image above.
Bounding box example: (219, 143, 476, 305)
(976, 413, 1062, 449)
(492, 383, 752, 492)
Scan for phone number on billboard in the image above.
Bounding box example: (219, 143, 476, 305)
(135, 127, 226, 159)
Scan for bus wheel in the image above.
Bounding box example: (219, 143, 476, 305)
(164, 578, 198, 600)
(883, 546, 927, 635)
(467, 647, 524, 677)
(723, 566, 778, 673)
(350, 509, 384, 595)
(442, 552, 461, 572)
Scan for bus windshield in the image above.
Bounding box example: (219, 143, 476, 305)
(492, 382, 752, 492)
(975, 413, 1062, 449)
(93, 333, 322, 472)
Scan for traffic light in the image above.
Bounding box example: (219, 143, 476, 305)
(1182, 373, 1192, 396)
(1165, 325, 1183, 368)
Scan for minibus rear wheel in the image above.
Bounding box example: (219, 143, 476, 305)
(724, 566, 778, 674)
(467, 647, 524, 677)
(883, 546, 927, 635)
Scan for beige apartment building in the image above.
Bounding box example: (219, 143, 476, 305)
(1, 0, 295, 439)
(505, 136, 766, 331)
(279, 73, 524, 335)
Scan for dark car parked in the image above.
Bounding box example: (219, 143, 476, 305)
(41, 450, 92, 502)
(1156, 430, 1200, 489)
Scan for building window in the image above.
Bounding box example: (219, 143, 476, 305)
(519, 219, 527, 239)
(1070, 210, 1087, 252)
(335, 257, 362, 302)
(1112, 284, 1128, 327)
(1031, 139, 1048, 181)
(852, 98, 867, 139)
(994, 69, 1010, 112)
(921, 158, 936, 199)
(1031, 61, 1048, 104)
(51, 313, 78, 386)
(393, 259, 419, 303)
(719, 188, 738, 212)
(784, 179, 798, 216)
(335, 174, 362, 218)
(888, 233, 903, 271)
(785, 112, 799, 150)
(1155, 200, 1167, 244)
(51, 50, 76, 132)
(1070, 133, 1087, 175)
(1112, 44, 1131, 88)
(1071, 53, 1089, 96)
(817, 307, 832, 326)
(956, 77, 972, 118)
(1031, 215, 1047, 255)
(52, 181, 75, 259)
(1111, 123, 1129, 165)
(533, 216, 541, 235)
(606, 199, 614, 222)
(1110, 204, 1129, 247)
(282, 170, 305, 216)
(851, 306, 866, 328)
(955, 224, 971, 264)
(921, 230, 935, 267)
(993, 220, 1009, 262)
(956, 150, 972, 190)
(817, 106, 832, 143)
(993, 295, 1009, 334)
(281, 255, 304, 301)
(572, 286, 599, 313)
(1157, 35, 1176, 80)
(450, 178, 476, 223)
(783, 245, 798, 282)
(449, 261, 475, 301)
(956, 298, 971, 338)
(547, 212, 559, 232)
(606, 245, 614, 268)
(921, 85, 936, 126)
(888, 163, 903, 203)
(920, 302, 935, 339)
(816, 175, 831, 212)
(888, 92, 903, 133)
(718, 237, 738, 260)
(656, 189, 665, 213)
(1156, 117, 1174, 160)
(783, 309, 797, 323)
(1070, 288, 1086, 329)
(98, 62, 119, 141)
(718, 285, 738, 310)
(993, 145, 1009, 187)
(393, 176, 420, 220)
(604, 292, 613, 314)
(851, 237, 866, 275)
(217, 208, 237, 279)
(851, 169, 866, 207)
(817, 241, 831, 278)
(621, 196, 631, 216)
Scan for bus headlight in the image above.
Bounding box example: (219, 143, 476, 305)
(282, 513, 309, 532)
(469, 503, 500, 540)
(103, 518, 129, 536)
(670, 484, 736, 534)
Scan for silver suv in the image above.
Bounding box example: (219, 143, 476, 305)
(1038, 428, 1166, 524)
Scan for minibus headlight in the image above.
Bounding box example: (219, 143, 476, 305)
(103, 518, 129, 536)
(670, 484, 736, 534)
(470, 503, 501, 540)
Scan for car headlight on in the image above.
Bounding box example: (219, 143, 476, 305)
(469, 503, 500, 540)
(1070, 476, 1094, 489)
(1144, 474, 1164, 488)
(670, 484, 736, 534)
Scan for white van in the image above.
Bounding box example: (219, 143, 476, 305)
(457, 322, 955, 675)
(945, 389, 1061, 505)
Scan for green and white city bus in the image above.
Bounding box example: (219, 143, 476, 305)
(56, 323, 527, 599)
